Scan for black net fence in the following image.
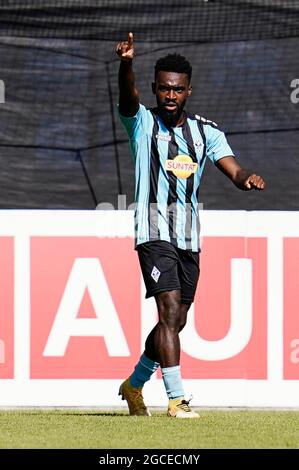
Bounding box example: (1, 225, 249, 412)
(0, 0, 298, 209)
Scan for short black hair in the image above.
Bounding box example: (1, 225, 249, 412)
(154, 53, 192, 82)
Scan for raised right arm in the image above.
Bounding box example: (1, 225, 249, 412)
(116, 32, 139, 117)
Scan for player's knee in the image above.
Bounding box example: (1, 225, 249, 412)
(158, 300, 181, 331)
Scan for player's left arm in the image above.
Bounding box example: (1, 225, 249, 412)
(215, 156, 266, 191)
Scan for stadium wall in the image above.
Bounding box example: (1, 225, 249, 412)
(0, 209, 298, 408)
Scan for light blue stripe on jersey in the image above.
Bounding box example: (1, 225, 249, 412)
(188, 118, 206, 176)
(156, 120, 171, 242)
(133, 111, 154, 244)
(191, 175, 200, 252)
(187, 118, 206, 251)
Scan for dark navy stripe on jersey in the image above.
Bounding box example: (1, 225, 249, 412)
(196, 120, 207, 170)
(167, 127, 179, 247)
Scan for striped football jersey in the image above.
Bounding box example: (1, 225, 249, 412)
(119, 104, 234, 251)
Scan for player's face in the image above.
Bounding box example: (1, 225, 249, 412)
(152, 71, 192, 126)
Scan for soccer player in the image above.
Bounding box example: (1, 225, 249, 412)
(116, 33, 265, 418)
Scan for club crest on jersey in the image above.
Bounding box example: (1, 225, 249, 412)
(165, 154, 198, 179)
(194, 140, 203, 149)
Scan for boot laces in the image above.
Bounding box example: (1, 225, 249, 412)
(177, 396, 193, 412)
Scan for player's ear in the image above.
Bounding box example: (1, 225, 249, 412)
(188, 85, 192, 96)
(151, 82, 156, 95)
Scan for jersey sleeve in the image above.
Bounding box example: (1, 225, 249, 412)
(205, 125, 235, 164)
(117, 103, 147, 140)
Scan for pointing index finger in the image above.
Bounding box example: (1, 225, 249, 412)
(128, 32, 134, 47)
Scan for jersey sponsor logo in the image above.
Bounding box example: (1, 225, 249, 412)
(156, 133, 171, 142)
(165, 154, 198, 179)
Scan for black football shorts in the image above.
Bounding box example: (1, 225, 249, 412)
(137, 240, 200, 304)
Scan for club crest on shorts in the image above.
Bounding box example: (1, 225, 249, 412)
(151, 266, 161, 283)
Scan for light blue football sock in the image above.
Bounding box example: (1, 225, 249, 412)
(161, 365, 184, 399)
(129, 353, 159, 388)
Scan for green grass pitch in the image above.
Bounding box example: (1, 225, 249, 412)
(0, 409, 298, 449)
